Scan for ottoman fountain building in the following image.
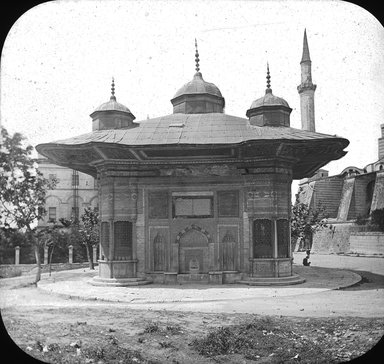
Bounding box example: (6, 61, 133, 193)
(37, 35, 349, 285)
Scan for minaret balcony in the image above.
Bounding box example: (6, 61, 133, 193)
(297, 82, 317, 94)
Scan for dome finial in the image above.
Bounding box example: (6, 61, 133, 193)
(266, 62, 272, 93)
(110, 77, 116, 101)
(195, 38, 200, 73)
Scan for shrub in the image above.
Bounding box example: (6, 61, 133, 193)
(143, 321, 160, 334)
(0, 267, 22, 278)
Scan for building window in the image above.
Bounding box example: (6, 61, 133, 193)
(48, 207, 56, 222)
(253, 219, 273, 258)
(94, 179, 98, 189)
(114, 221, 133, 259)
(172, 196, 213, 218)
(218, 191, 239, 217)
(149, 191, 169, 219)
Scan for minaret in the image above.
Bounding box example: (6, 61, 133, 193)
(297, 29, 317, 132)
(379, 124, 384, 160)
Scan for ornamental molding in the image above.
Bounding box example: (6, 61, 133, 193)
(175, 224, 212, 244)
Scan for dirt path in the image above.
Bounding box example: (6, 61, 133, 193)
(1, 254, 384, 363)
(2, 297, 383, 363)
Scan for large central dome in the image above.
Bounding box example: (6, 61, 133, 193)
(172, 71, 223, 99)
(170, 40, 225, 114)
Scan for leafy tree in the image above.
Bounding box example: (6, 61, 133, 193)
(79, 208, 99, 270)
(0, 127, 57, 283)
(291, 194, 330, 251)
(0, 227, 38, 264)
(36, 221, 70, 275)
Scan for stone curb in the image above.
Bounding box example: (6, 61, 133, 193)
(332, 271, 362, 290)
(36, 269, 362, 305)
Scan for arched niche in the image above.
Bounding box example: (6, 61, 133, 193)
(176, 225, 210, 274)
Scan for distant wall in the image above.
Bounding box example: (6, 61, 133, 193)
(312, 177, 344, 218)
(311, 222, 375, 254)
(0, 262, 95, 278)
(349, 232, 384, 255)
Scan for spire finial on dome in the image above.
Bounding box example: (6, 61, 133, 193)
(266, 62, 272, 93)
(194, 38, 200, 73)
(110, 77, 116, 101)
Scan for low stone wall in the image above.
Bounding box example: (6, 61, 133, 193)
(0, 262, 96, 278)
(349, 232, 384, 255)
(311, 222, 375, 254)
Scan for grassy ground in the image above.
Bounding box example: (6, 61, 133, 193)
(2, 304, 383, 364)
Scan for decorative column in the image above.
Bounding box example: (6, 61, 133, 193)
(68, 245, 73, 264)
(273, 219, 279, 278)
(15, 246, 20, 265)
(108, 177, 115, 266)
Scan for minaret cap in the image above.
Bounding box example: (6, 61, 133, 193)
(301, 29, 311, 63)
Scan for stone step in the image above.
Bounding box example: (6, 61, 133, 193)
(90, 277, 152, 287)
(237, 274, 305, 286)
(177, 273, 209, 284)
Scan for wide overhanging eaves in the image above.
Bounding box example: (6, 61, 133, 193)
(36, 137, 349, 180)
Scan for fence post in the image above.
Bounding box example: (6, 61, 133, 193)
(15, 246, 20, 265)
(44, 246, 49, 265)
(93, 245, 97, 263)
(68, 245, 73, 264)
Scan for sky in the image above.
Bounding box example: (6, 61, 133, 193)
(1, 0, 384, 187)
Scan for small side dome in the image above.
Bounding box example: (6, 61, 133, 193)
(249, 89, 290, 109)
(90, 78, 137, 131)
(246, 64, 292, 127)
(170, 39, 225, 114)
(93, 98, 134, 114)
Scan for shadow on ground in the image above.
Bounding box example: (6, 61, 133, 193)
(338, 270, 384, 291)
